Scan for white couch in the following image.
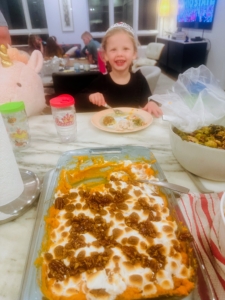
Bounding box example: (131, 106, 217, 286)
(132, 43, 164, 93)
(135, 65, 161, 93)
(133, 43, 165, 70)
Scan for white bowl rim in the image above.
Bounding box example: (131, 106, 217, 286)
(220, 192, 225, 226)
(170, 125, 225, 154)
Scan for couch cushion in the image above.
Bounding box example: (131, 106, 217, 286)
(133, 57, 156, 68)
(146, 43, 165, 60)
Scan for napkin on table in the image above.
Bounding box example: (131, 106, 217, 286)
(179, 192, 225, 300)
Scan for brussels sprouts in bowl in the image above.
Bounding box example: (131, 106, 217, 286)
(169, 125, 225, 181)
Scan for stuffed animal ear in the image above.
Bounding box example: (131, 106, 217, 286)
(27, 50, 43, 73)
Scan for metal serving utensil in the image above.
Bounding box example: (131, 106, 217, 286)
(137, 179, 190, 194)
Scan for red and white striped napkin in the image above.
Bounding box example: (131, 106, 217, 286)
(179, 192, 225, 300)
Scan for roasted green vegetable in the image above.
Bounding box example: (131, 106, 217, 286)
(173, 125, 225, 149)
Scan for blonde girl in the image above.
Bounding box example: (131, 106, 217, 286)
(87, 22, 162, 117)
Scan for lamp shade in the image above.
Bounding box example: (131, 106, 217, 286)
(159, 0, 171, 17)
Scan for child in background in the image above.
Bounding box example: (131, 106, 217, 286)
(81, 31, 101, 64)
(28, 34, 44, 55)
(87, 22, 162, 117)
(44, 36, 63, 58)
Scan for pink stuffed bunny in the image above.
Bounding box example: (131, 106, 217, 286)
(0, 46, 46, 116)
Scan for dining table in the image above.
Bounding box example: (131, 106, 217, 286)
(41, 57, 99, 88)
(0, 112, 225, 300)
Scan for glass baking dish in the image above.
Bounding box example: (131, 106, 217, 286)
(19, 146, 214, 300)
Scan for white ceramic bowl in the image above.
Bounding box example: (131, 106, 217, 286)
(169, 126, 225, 181)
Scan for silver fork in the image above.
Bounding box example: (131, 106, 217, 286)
(103, 104, 124, 115)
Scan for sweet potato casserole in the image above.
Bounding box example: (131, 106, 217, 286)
(36, 157, 196, 300)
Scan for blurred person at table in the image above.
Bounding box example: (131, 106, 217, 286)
(44, 36, 63, 58)
(0, 10, 11, 46)
(85, 23, 162, 117)
(28, 34, 44, 55)
(81, 31, 100, 64)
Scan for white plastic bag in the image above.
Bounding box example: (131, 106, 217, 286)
(150, 65, 225, 132)
(41, 56, 60, 76)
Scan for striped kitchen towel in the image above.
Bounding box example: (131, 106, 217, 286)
(179, 192, 225, 300)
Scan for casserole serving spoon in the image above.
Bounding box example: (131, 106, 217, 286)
(137, 179, 190, 194)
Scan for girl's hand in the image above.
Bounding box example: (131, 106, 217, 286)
(89, 93, 106, 107)
(142, 101, 163, 118)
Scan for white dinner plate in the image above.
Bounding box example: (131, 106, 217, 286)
(91, 107, 153, 133)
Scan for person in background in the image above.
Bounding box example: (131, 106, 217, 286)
(0, 10, 11, 46)
(44, 36, 63, 58)
(81, 31, 100, 64)
(85, 22, 162, 117)
(28, 34, 44, 55)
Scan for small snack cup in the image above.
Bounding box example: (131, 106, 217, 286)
(50, 94, 77, 143)
(0, 101, 30, 150)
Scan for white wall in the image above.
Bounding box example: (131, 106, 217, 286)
(43, 0, 225, 88)
(43, 0, 89, 47)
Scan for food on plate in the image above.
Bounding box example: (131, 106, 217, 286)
(36, 158, 196, 300)
(103, 112, 146, 131)
(173, 125, 225, 149)
(103, 115, 116, 126)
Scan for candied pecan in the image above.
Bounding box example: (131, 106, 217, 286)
(173, 244, 181, 252)
(86, 193, 113, 211)
(147, 210, 161, 222)
(125, 215, 139, 230)
(70, 215, 94, 234)
(54, 197, 66, 210)
(147, 244, 166, 266)
(48, 259, 68, 281)
(96, 236, 118, 248)
(177, 231, 193, 242)
(72, 235, 86, 250)
(69, 251, 110, 275)
(65, 242, 74, 250)
(143, 258, 162, 273)
(138, 220, 157, 238)
(138, 197, 150, 210)
(122, 246, 142, 263)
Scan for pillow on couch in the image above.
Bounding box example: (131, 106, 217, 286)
(133, 57, 156, 71)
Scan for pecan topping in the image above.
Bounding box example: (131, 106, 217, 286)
(54, 197, 66, 210)
(177, 231, 193, 242)
(48, 259, 68, 281)
(147, 244, 166, 267)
